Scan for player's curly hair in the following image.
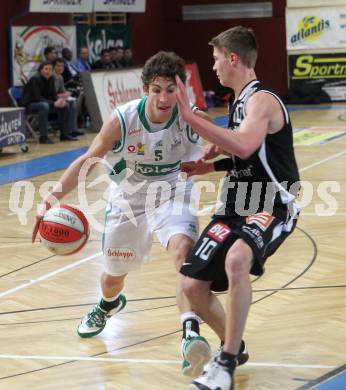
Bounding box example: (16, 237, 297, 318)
(141, 51, 186, 87)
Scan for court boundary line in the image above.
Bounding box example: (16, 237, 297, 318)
(0, 252, 101, 299)
(0, 354, 336, 370)
(295, 363, 346, 389)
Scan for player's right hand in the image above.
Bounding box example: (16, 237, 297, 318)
(32, 201, 51, 243)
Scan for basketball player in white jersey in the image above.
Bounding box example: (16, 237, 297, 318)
(32, 51, 212, 377)
(175, 27, 300, 390)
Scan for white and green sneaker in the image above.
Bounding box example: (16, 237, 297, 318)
(77, 294, 126, 338)
(181, 335, 212, 377)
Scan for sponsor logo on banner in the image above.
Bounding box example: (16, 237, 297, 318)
(94, 0, 146, 13)
(246, 212, 273, 231)
(128, 128, 142, 137)
(29, 0, 93, 13)
(92, 63, 205, 122)
(106, 75, 142, 111)
(185, 63, 207, 110)
(207, 223, 231, 242)
(288, 53, 346, 101)
(290, 16, 330, 46)
(105, 247, 136, 261)
(286, 6, 346, 50)
(11, 25, 76, 85)
(291, 54, 346, 79)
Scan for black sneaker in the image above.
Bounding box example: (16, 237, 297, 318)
(39, 136, 54, 144)
(60, 134, 78, 141)
(210, 340, 249, 367)
(71, 130, 85, 136)
(237, 340, 249, 366)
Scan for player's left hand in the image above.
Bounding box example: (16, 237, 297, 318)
(32, 201, 51, 243)
(181, 160, 214, 177)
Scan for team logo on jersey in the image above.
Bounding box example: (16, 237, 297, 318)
(155, 140, 163, 148)
(246, 212, 273, 231)
(137, 142, 145, 155)
(188, 223, 197, 234)
(128, 128, 142, 137)
(127, 145, 136, 153)
(207, 223, 231, 242)
(171, 134, 182, 148)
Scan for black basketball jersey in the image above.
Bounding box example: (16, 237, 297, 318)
(216, 80, 300, 220)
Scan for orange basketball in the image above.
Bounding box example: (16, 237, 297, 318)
(39, 205, 89, 255)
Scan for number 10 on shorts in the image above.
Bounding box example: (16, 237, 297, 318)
(195, 238, 217, 261)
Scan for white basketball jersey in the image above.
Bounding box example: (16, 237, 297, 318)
(105, 97, 201, 186)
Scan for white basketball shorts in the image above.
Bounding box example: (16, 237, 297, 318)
(102, 180, 199, 276)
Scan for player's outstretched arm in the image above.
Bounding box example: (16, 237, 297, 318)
(176, 76, 274, 159)
(32, 113, 122, 242)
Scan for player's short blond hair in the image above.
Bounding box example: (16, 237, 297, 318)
(209, 26, 258, 68)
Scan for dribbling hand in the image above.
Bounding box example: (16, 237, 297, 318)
(32, 201, 52, 243)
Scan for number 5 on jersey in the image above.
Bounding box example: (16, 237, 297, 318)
(155, 149, 163, 161)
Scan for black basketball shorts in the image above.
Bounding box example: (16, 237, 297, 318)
(180, 211, 298, 292)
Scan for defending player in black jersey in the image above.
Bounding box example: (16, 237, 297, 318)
(175, 26, 300, 390)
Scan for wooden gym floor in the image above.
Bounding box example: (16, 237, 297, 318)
(0, 104, 345, 389)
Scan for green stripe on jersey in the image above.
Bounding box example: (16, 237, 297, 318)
(134, 160, 181, 176)
(137, 97, 178, 132)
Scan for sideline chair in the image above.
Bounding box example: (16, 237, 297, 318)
(8, 86, 39, 142)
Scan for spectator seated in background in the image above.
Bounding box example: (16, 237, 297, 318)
(61, 47, 82, 95)
(71, 46, 91, 128)
(72, 46, 91, 73)
(44, 46, 57, 63)
(20, 61, 78, 144)
(53, 58, 84, 137)
(109, 46, 123, 69)
(92, 49, 115, 70)
(122, 48, 134, 68)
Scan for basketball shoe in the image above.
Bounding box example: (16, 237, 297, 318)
(189, 356, 236, 390)
(77, 294, 126, 338)
(205, 340, 249, 370)
(181, 335, 212, 377)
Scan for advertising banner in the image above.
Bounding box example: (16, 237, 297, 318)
(93, 0, 146, 13)
(77, 24, 131, 64)
(83, 63, 206, 130)
(286, 6, 346, 50)
(29, 0, 93, 13)
(11, 26, 77, 86)
(288, 53, 346, 101)
(185, 63, 207, 111)
(91, 67, 143, 122)
(0, 108, 26, 148)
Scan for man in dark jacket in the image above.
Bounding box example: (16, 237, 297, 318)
(21, 61, 77, 144)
